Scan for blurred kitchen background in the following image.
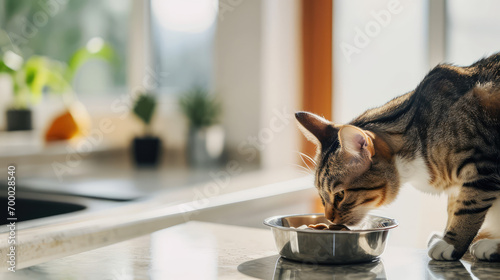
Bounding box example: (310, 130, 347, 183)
(1, 0, 499, 249)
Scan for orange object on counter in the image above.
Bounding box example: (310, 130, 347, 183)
(45, 111, 79, 141)
(44, 102, 91, 142)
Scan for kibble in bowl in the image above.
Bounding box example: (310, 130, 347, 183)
(292, 223, 350, 231)
(308, 223, 350, 231)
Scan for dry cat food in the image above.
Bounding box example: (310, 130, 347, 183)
(293, 223, 350, 231)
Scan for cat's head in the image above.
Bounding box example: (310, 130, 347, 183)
(296, 111, 399, 226)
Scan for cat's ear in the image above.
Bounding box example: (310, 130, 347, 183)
(338, 125, 374, 158)
(295, 111, 338, 148)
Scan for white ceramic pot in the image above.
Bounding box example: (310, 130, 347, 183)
(187, 124, 225, 166)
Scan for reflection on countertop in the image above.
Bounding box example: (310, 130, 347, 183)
(4, 222, 500, 280)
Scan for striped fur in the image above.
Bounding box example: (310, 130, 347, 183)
(296, 53, 500, 261)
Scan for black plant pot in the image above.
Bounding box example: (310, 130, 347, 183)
(132, 136, 162, 166)
(6, 109, 32, 131)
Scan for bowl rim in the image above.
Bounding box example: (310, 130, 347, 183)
(263, 213, 398, 233)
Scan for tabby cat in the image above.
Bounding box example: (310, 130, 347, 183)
(296, 53, 500, 261)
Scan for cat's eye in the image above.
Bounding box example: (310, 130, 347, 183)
(335, 190, 345, 202)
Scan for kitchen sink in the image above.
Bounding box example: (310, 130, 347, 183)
(0, 187, 124, 230)
(0, 197, 86, 226)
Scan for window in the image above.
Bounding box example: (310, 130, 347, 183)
(446, 0, 500, 65)
(150, 0, 217, 95)
(333, 0, 427, 123)
(0, 0, 130, 96)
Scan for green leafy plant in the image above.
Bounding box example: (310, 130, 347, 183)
(132, 92, 157, 135)
(66, 38, 115, 83)
(179, 87, 221, 128)
(0, 38, 115, 109)
(10, 55, 68, 108)
(0, 57, 15, 74)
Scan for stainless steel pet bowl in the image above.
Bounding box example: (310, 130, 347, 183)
(263, 214, 398, 264)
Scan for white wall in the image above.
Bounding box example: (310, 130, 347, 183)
(214, 0, 263, 155)
(215, 0, 302, 168)
(447, 0, 500, 65)
(260, 0, 301, 169)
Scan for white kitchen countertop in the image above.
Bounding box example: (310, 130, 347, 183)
(3, 221, 499, 280)
(0, 170, 316, 270)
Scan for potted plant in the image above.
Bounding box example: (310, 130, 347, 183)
(0, 38, 114, 134)
(3, 54, 66, 131)
(0, 74, 28, 131)
(0, 52, 33, 131)
(131, 92, 162, 166)
(179, 87, 224, 166)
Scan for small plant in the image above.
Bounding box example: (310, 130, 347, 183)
(132, 92, 157, 135)
(13, 55, 68, 109)
(0, 52, 64, 109)
(131, 92, 161, 166)
(0, 37, 115, 109)
(179, 87, 221, 128)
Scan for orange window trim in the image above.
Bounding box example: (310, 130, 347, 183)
(301, 0, 333, 213)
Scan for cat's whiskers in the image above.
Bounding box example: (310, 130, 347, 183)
(289, 163, 314, 175)
(299, 152, 317, 167)
(298, 153, 314, 173)
(292, 150, 316, 171)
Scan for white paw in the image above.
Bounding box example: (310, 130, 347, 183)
(428, 237, 458, 261)
(470, 239, 500, 261)
(427, 232, 443, 248)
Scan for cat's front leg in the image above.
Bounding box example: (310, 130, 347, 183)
(428, 179, 497, 261)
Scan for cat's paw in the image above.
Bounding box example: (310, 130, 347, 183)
(470, 239, 500, 262)
(427, 232, 443, 248)
(428, 237, 459, 261)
